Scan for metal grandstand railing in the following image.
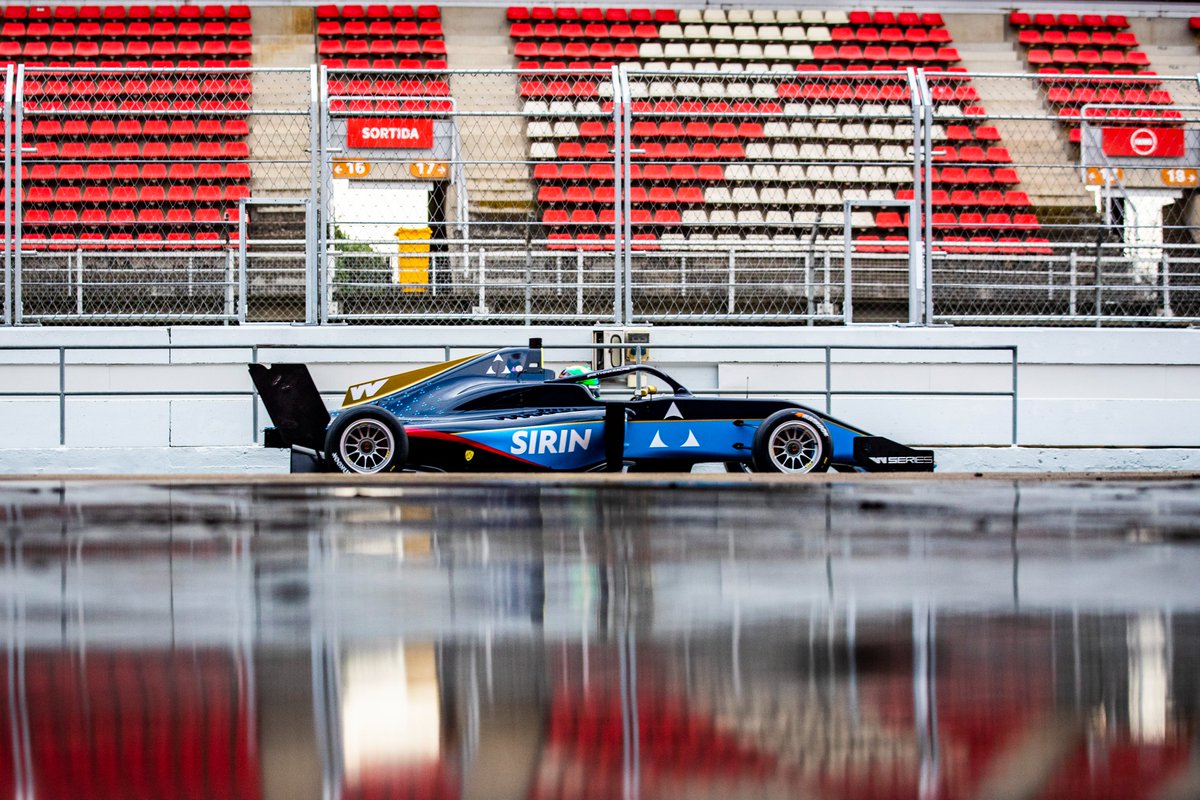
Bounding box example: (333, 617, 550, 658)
(0, 66, 1199, 326)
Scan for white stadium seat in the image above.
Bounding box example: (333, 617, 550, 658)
(705, 187, 733, 204)
(786, 187, 813, 205)
(732, 187, 760, 205)
(778, 164, 806, 181)
(760, 187, 786, 205)
(751, 164, 778, 180)
(527, 121, 552, 138)
(725, 164, 753, 181)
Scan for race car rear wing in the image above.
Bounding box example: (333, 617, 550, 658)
(248, 363, 330, 453)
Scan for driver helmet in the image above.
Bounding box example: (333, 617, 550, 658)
(559, 364, 599, 396)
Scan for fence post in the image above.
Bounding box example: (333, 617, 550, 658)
(2, 64, 11, 326)
(318, 64, 331, 324)
(238, 199, 249, 323)
(906, 67, 926, 326)
(619, 65, 634, 324)
(307, 65, 321, 325)
(13, 64, 24, 324)
(610, 64, 624, 325)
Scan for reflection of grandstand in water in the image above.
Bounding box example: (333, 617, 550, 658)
(2, 479, 1199, 799)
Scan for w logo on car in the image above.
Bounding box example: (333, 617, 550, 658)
(348, 379, 388, 401)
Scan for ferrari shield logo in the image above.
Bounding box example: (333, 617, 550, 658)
(464, 450, 475, 462)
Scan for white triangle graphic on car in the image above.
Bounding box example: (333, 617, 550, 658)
(665, 402, 683, 419)
(486, 365, 496, 374)
(681, 430, 699, 447)
(649, 431, 668, 448)
(493, 354, 504, 361)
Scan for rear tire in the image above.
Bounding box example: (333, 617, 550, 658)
(752, 411, 832, 474)
(325, 408, 408, 474)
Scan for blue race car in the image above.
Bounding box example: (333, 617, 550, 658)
(249, 339, 934, 475)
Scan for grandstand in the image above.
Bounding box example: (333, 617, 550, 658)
(0, 4, 1197, 324)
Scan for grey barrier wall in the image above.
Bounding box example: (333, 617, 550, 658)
(1, 66, 1199, 326)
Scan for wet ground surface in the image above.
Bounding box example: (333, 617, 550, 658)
(2, 474, 1199, 800)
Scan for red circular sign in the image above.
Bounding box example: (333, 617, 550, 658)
(1130, 128, 1158, 156)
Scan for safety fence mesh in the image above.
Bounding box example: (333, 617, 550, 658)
(11, 67, 313, 323)
(923, 72, 1200, 324)
(0, 66, 1197, 325)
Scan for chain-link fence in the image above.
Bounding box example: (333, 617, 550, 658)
(921, 72, 1200, 325)
(320, 66, 624, 323)
(620, 68, 921, 323)
(11, 66, 313, 324)
(1, 66, 1199, 326)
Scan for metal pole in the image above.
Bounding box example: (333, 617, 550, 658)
(610, 64, 624, 325)
(920, 69, 935, 325)
(842, 207, 853, 324)
(318, 64, 331, 324)
(238, 199, 248, 323)
(906, 67, 924, 325)
(13, 65, 24, 325)
(2, 64, 12, 326)
(307, 65, 321, 325)
(620, 65, 634, 324)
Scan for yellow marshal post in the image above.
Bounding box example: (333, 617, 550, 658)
(393, 226, 432, 292)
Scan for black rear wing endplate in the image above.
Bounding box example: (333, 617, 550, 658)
(248, 363, 331, 452)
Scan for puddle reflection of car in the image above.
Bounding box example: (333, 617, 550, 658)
(250, 340, 934, 475)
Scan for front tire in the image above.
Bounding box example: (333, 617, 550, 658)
(752, 411, 832, 474)
(325, 408, 408, 474)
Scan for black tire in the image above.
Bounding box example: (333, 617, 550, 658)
(752, 410, 832, 474)
(325, 408, 408, 475)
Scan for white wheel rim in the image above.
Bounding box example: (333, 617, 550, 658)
(768, 420, 822, 473)
(339, 419, 395, 474)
